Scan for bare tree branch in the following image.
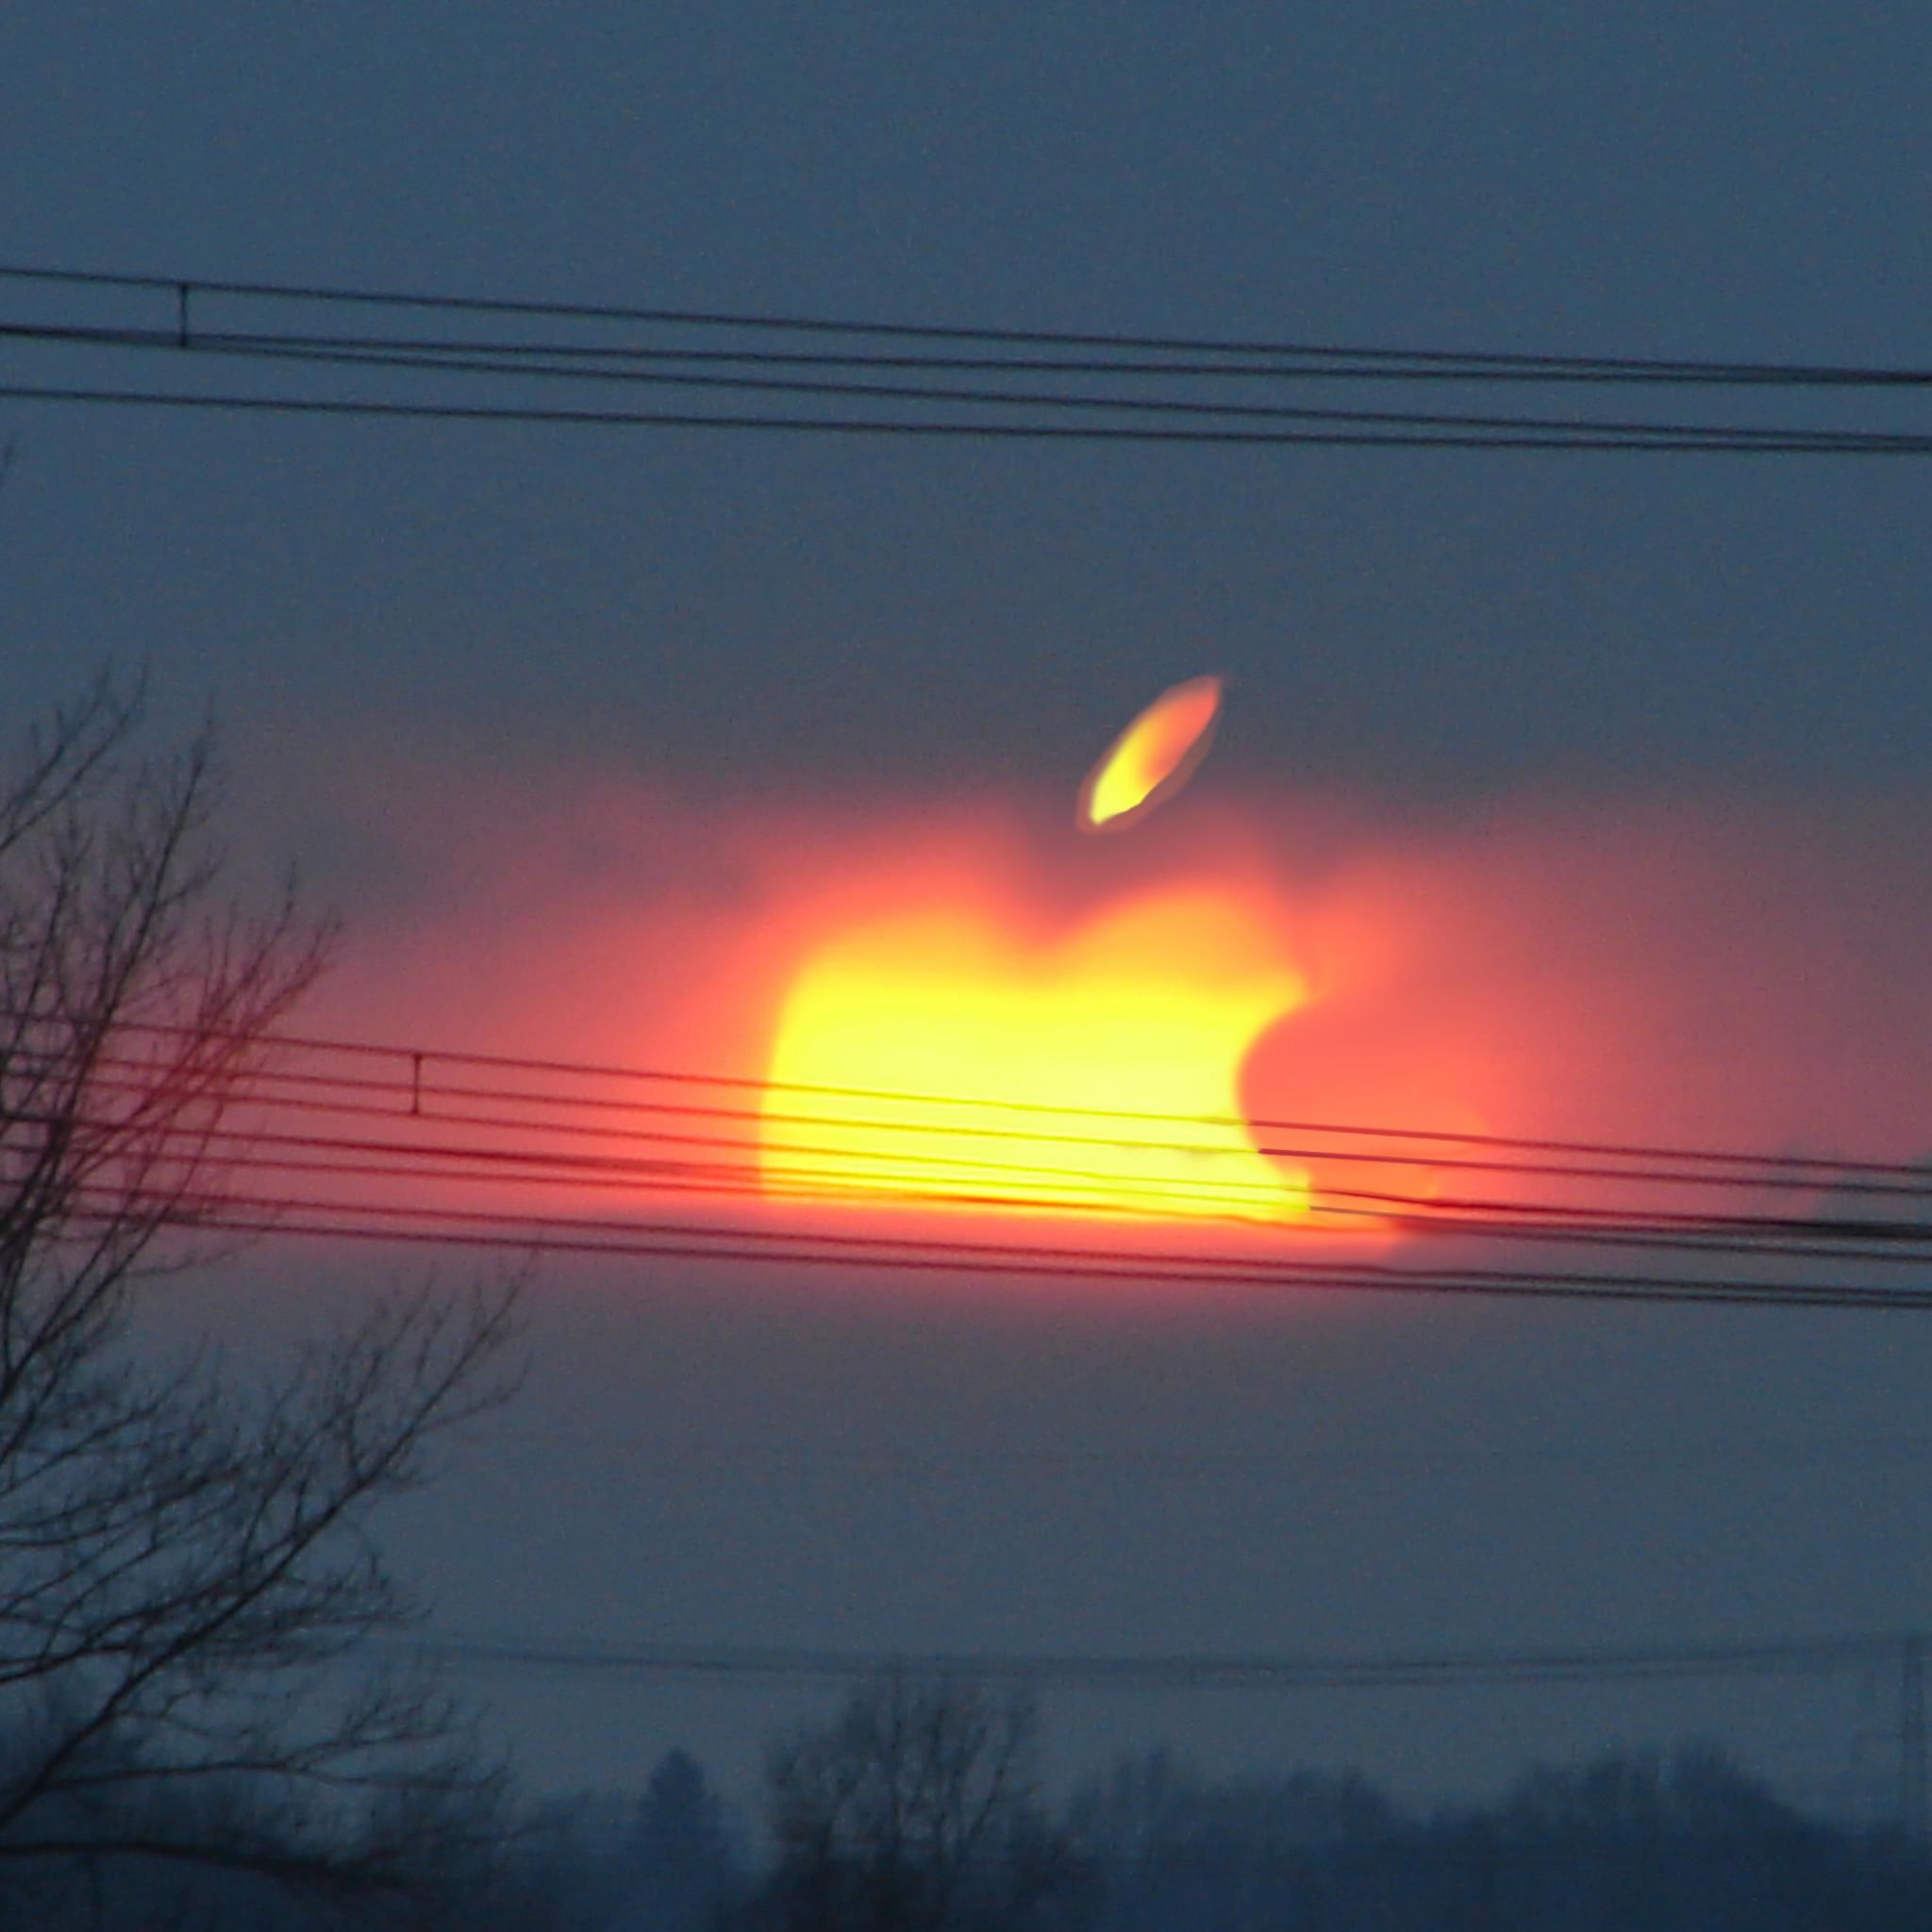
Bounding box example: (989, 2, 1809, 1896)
(0, 675, 524, 1910)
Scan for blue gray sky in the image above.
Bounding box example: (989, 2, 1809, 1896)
(7, 2, 1932, 1814)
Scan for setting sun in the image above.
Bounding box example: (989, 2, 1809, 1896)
(762, 884, 1310, 1221)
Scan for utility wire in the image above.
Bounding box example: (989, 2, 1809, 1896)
(52, 1075, 1932, 1253)
(67, 1062, 1905, 1206)
(88, 1183, 1932, 1312)
(6, 267, 1930, 451)
(48, 1111, 1932, 1274)
(13, 382, 1924, 453)
(7, 260, 1931, 387)
(464, 1421, 1932, 1474)
(32, 1015, 1926, 1184)
(4, 320, 1922, 451)
(35, 1063, 1932, 1264)
(391, 1625, 1916, 1690)
(10, 321, 1877, 386)
(52, 1061, 1932, 1275)
(27, 1019, 1932, 1285)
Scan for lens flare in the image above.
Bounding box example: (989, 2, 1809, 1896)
(1077, 675, 1224, 832)
(762, 885, 1310, 1222)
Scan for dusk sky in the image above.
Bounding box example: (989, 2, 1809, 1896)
(7, 3, 1932, 1819)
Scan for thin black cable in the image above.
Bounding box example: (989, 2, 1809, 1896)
(4, 320, 1916, 449)
(162, 1212, 1932, 1309)
(51, 1107, 1932, 1269)
(103, 1184, 1932, 1310)
(59, 1068, 1932, 1241)
(199, 1156, 1932, 1267)
(399, 1092, 1932, 1201)
(187, 1188, 1926, 1298)
(41, 1072, 1932, 1280)
(59, 324, 1932, 390)
(48, 1015, 1924, 1185)
(113, 1144, 1307, 1234)
(385, 1624, 1911, 1689)
(470, 1420, 1932, 1474)
(33, 321, 1888, 387)
(46, 1030, 1932, 1194)
(36, 1025, 1932, 1266)
(43, 1065, 1932, 1265)
(5, 315, 1881, 388)
(185, 1150, 1932, 1269)
(4, 382, 1927, 454)
(45, 1084, 1313, 1215)
(96, 1114, 1302, 1224)
(229, 1091, 1932, 1204)
(8, 259, 1931, 386)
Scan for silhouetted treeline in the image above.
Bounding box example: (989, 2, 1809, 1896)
(5, 1685, 1931, 1930)
(1063, 1740, 1932, 1932)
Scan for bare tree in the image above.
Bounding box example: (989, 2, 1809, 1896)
(0, 675, 521, 1910)
(752, 1676, 1086, 1932)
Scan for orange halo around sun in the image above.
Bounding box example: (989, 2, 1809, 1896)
(761, 883, 1311, 1223)
(1077, 675, 1224, 833)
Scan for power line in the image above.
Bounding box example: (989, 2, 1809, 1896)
(41, 1114, 1932, 1284)
(33, 1014, 1926, 1184)
(385, 1621, 1932, 1832)
(8, 320, 1887, 388)
(7, 260, 1930, 387)
(27, 1018, 1932, 1274)
(95, 1184, 1932, 1312)
(48, 1050, 1932, 1274)
(122, 1131, 1932, 1266)
(6, 264, 1931, 452)
(51, 1074, 1932, 1265)
(27, 1016, 1932, 1291)
(391, 1624, 1915, 1690)
(12, 381, 1924, 454)
(75, 1062, 1929, 1212)
(7, 319, 1925, 451)
(474, 1420, 1932, 1475)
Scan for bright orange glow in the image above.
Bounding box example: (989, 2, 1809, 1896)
(318, 753, 1932, 1267)
(1078, 675, 1224, 832)
(763, 886, 1310, 1221)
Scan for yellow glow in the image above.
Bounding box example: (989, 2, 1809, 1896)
(1078, 675, 1224, 832)
(763, 886, 1309, 1220)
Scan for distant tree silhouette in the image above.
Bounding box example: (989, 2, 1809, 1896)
(1062, 1740, 1932, 1932)
(633, 1747, 738, 1930)
(1449, 1745, 1860, 1932)
(741, 1676, 1088, 1932)
(1069, 1747, 1395, 1932)
(1497, 1742, 1808, 1840)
